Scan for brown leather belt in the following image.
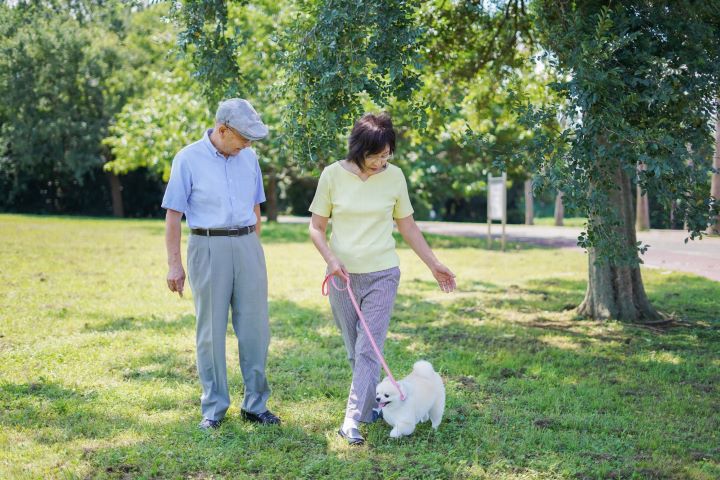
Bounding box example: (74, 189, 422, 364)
(191, 225, 256, 236)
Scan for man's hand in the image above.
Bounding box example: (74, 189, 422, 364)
(167, 263, 186, 297)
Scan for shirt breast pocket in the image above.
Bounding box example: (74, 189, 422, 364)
(233, 162, 257, 202)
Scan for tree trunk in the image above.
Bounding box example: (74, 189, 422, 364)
(577, 162, 661, 322)
(524, 179, 534, 225)
(635, 164, 650, 231)
(709, 110, 720, 234)
(669, 199, 677, 229)
(107, 172, 124, 217)
(265, 169, 278, 222)
(554, 191, 564, 226)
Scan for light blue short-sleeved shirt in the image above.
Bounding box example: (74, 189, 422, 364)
(161, 129, 266, 228)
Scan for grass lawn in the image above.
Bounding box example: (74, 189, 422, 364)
(0, 214, 718, 479)
(532, 217, 587, 228)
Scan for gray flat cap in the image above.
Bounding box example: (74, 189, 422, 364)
(215, 98, 268, 141)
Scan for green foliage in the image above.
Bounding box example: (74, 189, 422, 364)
(516, 1, 720, 262)
(175, 0, 243, 107)
(102, 4, 211, 181)
(103, 70, 210, 181)
(0, 0, 173, 212)
(0, 2, 112, 203)
(282, 0, 424, 164)
(378, 1, 556, 219)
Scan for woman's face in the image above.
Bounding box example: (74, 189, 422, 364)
(363, 145, 392, 172)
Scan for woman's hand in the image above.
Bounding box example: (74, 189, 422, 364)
(328, 257, 350, 281)
(431, 262, 456, 293)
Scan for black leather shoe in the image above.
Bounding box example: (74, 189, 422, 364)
(338, 427, 365, 445)
(240, 409, 281, 425)
(198, 418, 222, 430)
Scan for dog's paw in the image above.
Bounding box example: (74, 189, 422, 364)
(389, 428, 402, 438)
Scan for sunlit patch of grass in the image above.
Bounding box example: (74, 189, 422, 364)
(1, 214, 718, 479)
(533, 217, 587, 227)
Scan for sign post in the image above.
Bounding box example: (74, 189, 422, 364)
(487, 172, 507, 251)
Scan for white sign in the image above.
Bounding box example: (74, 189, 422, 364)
(488, 179, 505, 220)
(486, 172, 507, 251)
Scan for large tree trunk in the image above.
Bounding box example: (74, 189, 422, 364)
(577, 162, 662, 322)
(524, 179, 534, 225)
(265, 168, 278, 222)
(554, 191, 564, 226)
(709, 110, 720, 235)
(107, 172, 124, 217)
(635, 164, 650, 231)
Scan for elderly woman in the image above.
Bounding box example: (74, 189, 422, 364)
(308, 112, 456, 445)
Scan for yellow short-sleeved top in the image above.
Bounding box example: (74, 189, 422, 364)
(309, 161, 414, 274)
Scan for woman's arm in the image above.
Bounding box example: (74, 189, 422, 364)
(309, 213, 349, 279)
(395, 215, 456, 293)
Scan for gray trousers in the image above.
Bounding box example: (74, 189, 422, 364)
(187, 232, 271, 421)
(328, 267, 400, 422)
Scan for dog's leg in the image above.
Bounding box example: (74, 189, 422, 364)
(429, 393, 445, 429)
(389, 420, 416, 437)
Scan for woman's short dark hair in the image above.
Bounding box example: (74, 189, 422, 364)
(347, 113, 396, 171)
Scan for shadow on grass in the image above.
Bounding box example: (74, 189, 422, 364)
(480, 278, 587, 314)
(16, 278, 719, 479)
(119, 351, 198, 385)
(644, 273, 720, 325)
(84, 313, 196, 333)
(0, 380, 134, 444)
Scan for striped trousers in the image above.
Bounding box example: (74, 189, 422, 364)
(328, 267, 400, 422)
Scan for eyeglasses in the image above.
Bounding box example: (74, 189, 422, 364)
(223, 123, 251, 144)
(365, 151, 393, 162)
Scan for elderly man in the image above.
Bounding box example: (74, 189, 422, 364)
(162, 98, 280, 429)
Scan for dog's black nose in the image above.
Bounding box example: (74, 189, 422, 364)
(375, 397, 380, 402)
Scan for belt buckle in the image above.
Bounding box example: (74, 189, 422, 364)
(228, 228, 241, 236)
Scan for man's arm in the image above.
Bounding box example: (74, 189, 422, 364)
(165, 209, 185, 297)
(254, 204, 262, 237)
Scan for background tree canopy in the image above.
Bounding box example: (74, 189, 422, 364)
(1, 0, 718, 320)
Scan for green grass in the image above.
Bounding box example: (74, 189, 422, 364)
(1, 214, 718, 479)
(533, 217, 587, 227)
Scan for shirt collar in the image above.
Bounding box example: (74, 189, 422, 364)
(203, 128, 227, 158)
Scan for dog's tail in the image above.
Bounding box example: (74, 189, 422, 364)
(412, 360, 437, 379)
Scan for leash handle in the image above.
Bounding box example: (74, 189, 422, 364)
(323, 273, 406, 401)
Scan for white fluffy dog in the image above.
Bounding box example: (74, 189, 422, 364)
(375, 360, 445, 438)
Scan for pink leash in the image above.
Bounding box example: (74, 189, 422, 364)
(322, 273, 406, 401)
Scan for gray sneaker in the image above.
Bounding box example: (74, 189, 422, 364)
(198, 418, 222, 430)
(338, 427, 365, 445)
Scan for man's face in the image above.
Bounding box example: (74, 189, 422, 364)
(219, 125, 252, 155)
